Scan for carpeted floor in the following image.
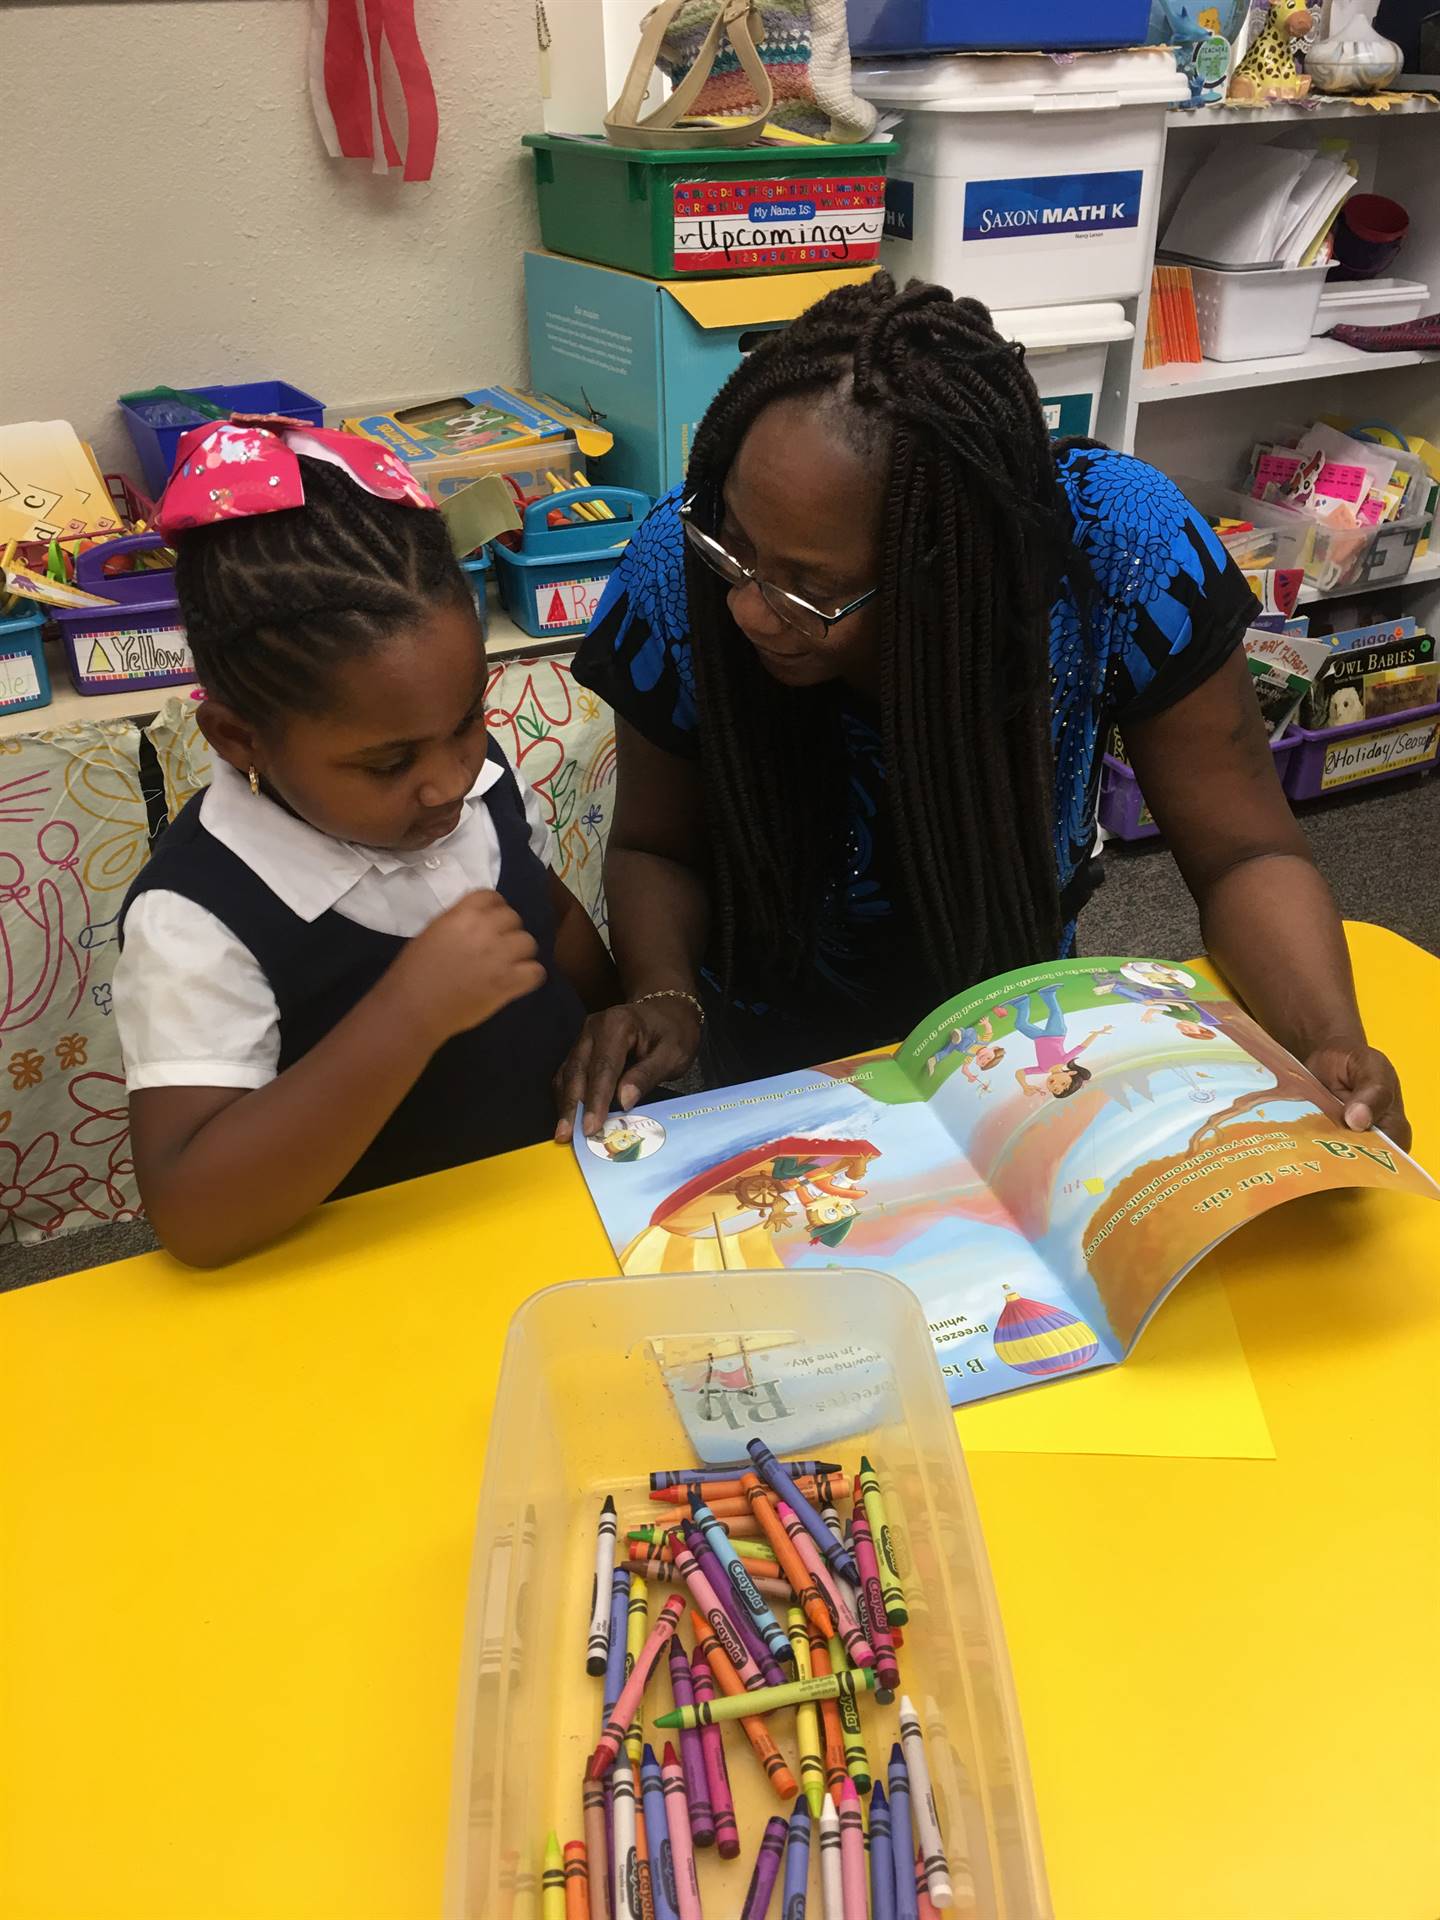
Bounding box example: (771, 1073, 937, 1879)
(4, 771, 1436, 1292)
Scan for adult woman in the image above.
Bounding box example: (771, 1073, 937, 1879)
(555, 275, 1408, 1145)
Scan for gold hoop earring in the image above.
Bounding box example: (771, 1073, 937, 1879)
(247, 766, 260, 797)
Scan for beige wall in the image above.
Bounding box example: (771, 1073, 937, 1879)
(2, 0, 540, 474)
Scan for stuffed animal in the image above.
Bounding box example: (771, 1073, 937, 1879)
(1229, 0, 1315, 100)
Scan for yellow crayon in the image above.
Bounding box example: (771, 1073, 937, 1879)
(787, 1605, 825, 1821)
(626, 1573, 648, 1763)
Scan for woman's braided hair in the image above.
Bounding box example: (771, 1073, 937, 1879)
(686, 272, 1066, 1005)
(175, 453, 469, 728)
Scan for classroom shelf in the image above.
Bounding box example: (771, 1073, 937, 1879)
(1167, 92, 1440, 130)
(1297, 548, 1440, 605)
(1138, 342, 1440, 401)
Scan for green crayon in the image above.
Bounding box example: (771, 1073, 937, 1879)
(655, 1666, 879, 1729)
(830, 1635, 871, 1790)
(858, 1454, 909, 1626)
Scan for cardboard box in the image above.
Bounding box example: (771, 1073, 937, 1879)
(524, 252, 876, 499)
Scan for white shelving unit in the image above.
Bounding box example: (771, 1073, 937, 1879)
(1138, 340, 1438, 401)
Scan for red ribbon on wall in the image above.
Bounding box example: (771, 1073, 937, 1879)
(308, 0, 438, 183)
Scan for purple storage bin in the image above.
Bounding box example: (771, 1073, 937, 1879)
(1100, 734, 1297, 841)
(54, 533, 195, 697)
(120, 380, 324, 496)
(1284, 700, 1440, 802)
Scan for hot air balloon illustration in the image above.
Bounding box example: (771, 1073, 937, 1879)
(618, 1137, 879, 1275)
(992, 1284, 1100, 1377)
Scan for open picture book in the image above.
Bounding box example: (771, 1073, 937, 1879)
(575, 957, 1437, 1410)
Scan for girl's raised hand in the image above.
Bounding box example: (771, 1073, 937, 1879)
(390, 890, 547, 1046)
(553, 997, 703, 1144)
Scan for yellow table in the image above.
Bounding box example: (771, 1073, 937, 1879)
(3, 923, 1438, 1920)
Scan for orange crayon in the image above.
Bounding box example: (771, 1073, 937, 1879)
(563, 1840, 591, 1919)
(742, 1473, 837, 1642)
(809, 1627, 849, 1804)
(689, 1608, 798, 1803)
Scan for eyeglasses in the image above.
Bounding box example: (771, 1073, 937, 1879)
(678, 492, 878, 644)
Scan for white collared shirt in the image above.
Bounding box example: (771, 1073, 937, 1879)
(114, 756, 553, 1092)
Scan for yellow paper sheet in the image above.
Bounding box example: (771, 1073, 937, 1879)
(955, 1272, 1274, 1459)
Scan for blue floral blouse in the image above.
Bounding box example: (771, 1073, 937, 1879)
(572, 446, 1255, 1070)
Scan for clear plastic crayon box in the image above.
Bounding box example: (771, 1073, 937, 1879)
(444, 1270, 1051, 1919)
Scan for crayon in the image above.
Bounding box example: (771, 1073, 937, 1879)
(545, 1831, 567, 1920)
(633, 1551, 788, 1594)
(669, 1531, 770, 1692)
(603, 1566, 632, 1729)
(589, 1497, 619, 1675)
(656, 1667, 880, 1729)
(777, 1502, 874, 1671)
(858, 1457, 908, 1626)
(583, 1777, 609, 1920)
(564, 1839, 593, 1920)
(741, 1476, 836, 1643)
(690, 1498, 794, 1673)
(650, 1460, 842, 1491)
(666, 1638, 714, 1850)
(640, 1748, 680, 1920)
(848, 1511, 900, 1702)
(741, 1815, 789, 1919)
(781, 1803, 811, 1920)
(748, 1439, 858, 1587)
(817, 1489, 866, 1632)
(807, 1629, 848, 1804)
(654, 1495, 768, 1525)
(690, 1645, 740, 1859)
(630, 1529, 781, 1572)
(837, 1779, 866, 1920)
(634, 1766, 657, 1920)
(899, 1697, 951, 1909)
(869, 1783, 896, 1920)
(660, 1742, 703, 1920)
(681, 1521, 787, 1688)
(588, 1594, 687, 1780)
(786, 1606, 825, 1821)
(625, 1576, 650, 1762)
(887, 1745, 918, 1920)
(649, 1475, 850, 1508)
(690, 1608, 798, 1802)
(915, 1853, 939, 1920)
(613, 1758, 642, 1920)
(819, 1796, 843, 1920)
(827, 1636, 871, 1792)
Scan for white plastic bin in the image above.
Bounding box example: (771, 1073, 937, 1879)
(1311, 276, 1431, 335)
(1190, 263, 1328, 362)
(860, 49, 1186, 308)
(444, 1269, 1051, 1920)
(998, 301, 1134, 438)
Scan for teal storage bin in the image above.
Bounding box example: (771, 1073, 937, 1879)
(460, 550, 491, 640)
(491, 488, 650, 640)
(0, 599, 51, 719)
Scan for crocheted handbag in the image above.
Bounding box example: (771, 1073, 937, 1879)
(605, 0, 877, 147)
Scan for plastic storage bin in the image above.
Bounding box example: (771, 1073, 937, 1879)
(1189, 264, 1329, 362)
(492, 487, 651, 639)
(120, 380, 324, 496)
(1284, 699, 1440, 800)
(444, 1268, 1050, 1920)
(53, 533, 195, 696)
(848, 0, 1151, 54)
(1101, 732, 1296, 839)
(1312, 276, 1431, 335)
(522, 134, 892, 279)
(1181, 475, 1376, 597)
(460, 549, 490, 640)
(862, 50, 1185, 309)
(0, 598, 51, 719)
(999, 301, 1134, 438)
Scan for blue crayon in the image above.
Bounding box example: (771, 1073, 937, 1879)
(691, 1494, 794, 1673)
(747, 1438, 858, 1588)
(869, 1781, 896, 1920)
(650, 1460, 842, 1491)
(641, 1745, 682, 1920)
(781, 1803, 811, 1919)
(602, 1564, 631, 1724)
(888, 1744, 918, 1920)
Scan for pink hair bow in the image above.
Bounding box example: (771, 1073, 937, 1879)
(154, 414, 434, 538)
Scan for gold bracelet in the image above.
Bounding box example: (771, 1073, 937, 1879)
(632, 988, 705, 1027)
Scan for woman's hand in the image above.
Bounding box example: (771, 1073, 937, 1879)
(1305, 1042, 1411, 1151)
(554, 996, 704, 1143)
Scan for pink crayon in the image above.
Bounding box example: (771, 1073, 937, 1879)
(667, 1638, 715, 1849)
(915, 1849, 939, 1920)
(588, 1594, 686, 1779)
(777, 1501, 875, 1670)
(669, 1531, 768, 1693)
(660, 1741, 704, 1920)
(849, 1509, 901, 1700)
(690, 1646, 740, 1860)
(838, 1778, 867, 1920)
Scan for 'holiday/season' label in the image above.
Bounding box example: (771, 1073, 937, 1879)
(1321, 716, 1440, 789)
(673, 176, 885, 273)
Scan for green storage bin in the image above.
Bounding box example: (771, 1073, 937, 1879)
(522, 134, 892, 280)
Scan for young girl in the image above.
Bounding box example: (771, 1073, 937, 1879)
(115, 418, 615, 1266)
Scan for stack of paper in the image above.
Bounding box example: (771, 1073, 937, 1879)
(1161, 142, 1356, 270)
